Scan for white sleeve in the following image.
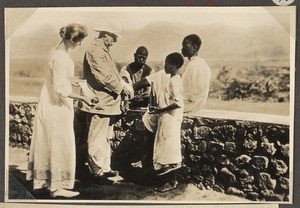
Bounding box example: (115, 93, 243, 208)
(120, 66, 133, 85)
(51, 51, 72, 97)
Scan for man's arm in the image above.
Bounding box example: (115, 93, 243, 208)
(150, 103, 180, 114)
(132, 78, 150, 92)
(85, 48, 123, 95)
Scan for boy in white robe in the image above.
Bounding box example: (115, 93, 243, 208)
(149, 52, 184, 192)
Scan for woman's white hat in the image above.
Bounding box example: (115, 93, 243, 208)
(94, 21, 123, 39)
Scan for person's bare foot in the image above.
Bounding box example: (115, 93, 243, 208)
(50, 189, 79, 198)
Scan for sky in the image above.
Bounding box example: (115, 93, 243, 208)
(5, 6, 293, 39)
(5, 6, 295, 70)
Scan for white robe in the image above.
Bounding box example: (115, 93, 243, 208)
(26, 50, 76, 191)
(179, 56, 211, 114)
(153, 74, 183, 168)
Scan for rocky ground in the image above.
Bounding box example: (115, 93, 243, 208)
(7, 146, 249, 202)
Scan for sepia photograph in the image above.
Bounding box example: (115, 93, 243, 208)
(5, 6, 295, 204)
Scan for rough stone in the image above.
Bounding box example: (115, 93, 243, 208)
(239, 169, 250, 177)
(242, 134, 258, 152)
(240, 175, 255, 185)
(226, 187, 245, 198)
(227, 163, 239, 173)
(280, 144, 289, 158)
(9, 101, 291, 201)
(193, 175, 204, 183)
(224, 142, 237, 153)
(235, 120, 252, 127)
(212, 125, 236, 141)
(220, 168, 236, 184)
(194, 126, 211, 140)
(208, 141, 224, 152)
(251, 126, 263, 139)
(204, 174, 215, 188)
(187, 142, 199, 152)
(266, 125, 289, 145)
(197, 182, 205, 190)
(189, 154, 201, 162)
(182, 118, 194, 130)
(260, 189, 275, 198)
(277, 177, 289, 190)
(216, 154, 230, 166)
(251, 156, 269, 170)
(246, 192, 260, 201)
(241, 183, 254, 192)
(213, 184, 225, 193)
(201, 164, 213, 177)
(261, 190, 285, 201)
(236, 155, 252, 166)
(261, 139, 277, 156)
(202, 153, 215, 164)
(195, 117, 206, 126)
(198, 140, 207, 153)
(181, 129, 193, 140)
(271, 194, 285, 201)
(271, 159, 288, 176)
(259, 173, 277, 190)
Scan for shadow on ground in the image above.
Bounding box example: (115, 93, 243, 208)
(9, 164, 190, 201)
(8, 146, 249, 202)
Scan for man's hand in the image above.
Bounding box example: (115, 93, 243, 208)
(120, 88, 131, 100)
(149, 106, 161, 114)
(83, 96, 98, 107)
(121, 100, 130, 114)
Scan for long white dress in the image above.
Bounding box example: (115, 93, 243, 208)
(153, 74, 184, 170)
(26, 50, 76, 191)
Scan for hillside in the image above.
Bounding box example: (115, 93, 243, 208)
(9, 20, 290, 78)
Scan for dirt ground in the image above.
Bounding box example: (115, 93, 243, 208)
(7, 146, 249, 203)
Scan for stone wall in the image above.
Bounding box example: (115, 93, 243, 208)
(9, 99, 290, 201)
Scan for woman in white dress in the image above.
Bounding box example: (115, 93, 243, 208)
(26, 23, 94, 198)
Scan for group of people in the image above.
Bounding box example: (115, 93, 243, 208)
(26, 21, 211, 198)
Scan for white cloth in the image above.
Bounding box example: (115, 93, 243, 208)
(142, 70, 170, 132)
(120, 79, 134, 99)
(153, 75, 183, 168)
(179, 56, 211, 114)
(119, 68, 133, 86)
(26, 50, 76, 191)
(87, 115, 112, 175)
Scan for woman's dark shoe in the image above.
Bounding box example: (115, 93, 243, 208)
(102, 170, 119, 178)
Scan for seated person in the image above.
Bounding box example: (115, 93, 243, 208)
(120, 46, 154, 108)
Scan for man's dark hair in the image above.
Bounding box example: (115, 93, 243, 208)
(166, 52, 184, 69)
(136, 46, 148, 55)
(184, 34, 202, 50)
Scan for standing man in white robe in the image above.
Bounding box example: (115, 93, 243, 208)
(180, 34, 211, 114)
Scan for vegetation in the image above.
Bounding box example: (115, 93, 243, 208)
(210, 65, 290, 103)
